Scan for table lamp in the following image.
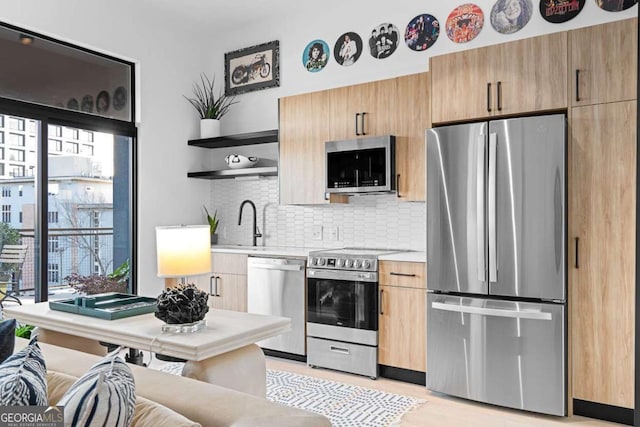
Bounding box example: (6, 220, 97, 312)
(156, 225, 211, 288)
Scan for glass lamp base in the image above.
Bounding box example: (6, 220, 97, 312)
(161, 319, 207, 333)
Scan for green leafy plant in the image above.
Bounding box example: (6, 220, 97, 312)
(15, 324, 34, 339)
(184, 73, 238, 120)
(65, 259, 130, 295)
(203, 205, 219, 235)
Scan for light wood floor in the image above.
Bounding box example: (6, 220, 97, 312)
(266, 357, 624, 427)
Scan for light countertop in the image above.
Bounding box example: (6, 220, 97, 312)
(211, 245, 319, 258)
(378, 251, 426, 263)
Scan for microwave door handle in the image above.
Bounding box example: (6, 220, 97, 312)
(477, 135, 485, 282)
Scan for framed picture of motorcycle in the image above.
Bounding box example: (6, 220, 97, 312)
(225, 40, 280, 96)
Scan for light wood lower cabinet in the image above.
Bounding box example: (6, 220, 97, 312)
(378, 260, 427, 373)
(192, 252, 248, 312)
(570, 101, 636, 409)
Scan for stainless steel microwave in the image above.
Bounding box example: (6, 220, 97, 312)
(325, 135, 395, 194)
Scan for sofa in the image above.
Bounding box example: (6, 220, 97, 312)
(13, 337, 331, 427)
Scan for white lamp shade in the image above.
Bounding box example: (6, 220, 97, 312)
(156, 225, 211, 278)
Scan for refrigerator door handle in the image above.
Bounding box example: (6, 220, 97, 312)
(488, 132, 497, 283)
(431, 301, 552, 320)
(477, 135, 486, 282)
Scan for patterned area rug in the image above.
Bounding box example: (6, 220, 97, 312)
(158, 363, 425, 426)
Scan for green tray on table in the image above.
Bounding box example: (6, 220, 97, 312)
(49, 293, 157, 320)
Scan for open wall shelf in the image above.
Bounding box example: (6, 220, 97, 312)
(188, 129, 278, 149)
(188, 166, 278, 180)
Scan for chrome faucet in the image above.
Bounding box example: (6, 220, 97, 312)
(238, 200, 262, 246)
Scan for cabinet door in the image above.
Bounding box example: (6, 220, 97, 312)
(279, 91, 332, 205)
(496, 32, 567, 115)
(378, 285, 426, 372)
(379, 260, 426, 288)
(210, 273, 247, 312)
(570, 18, 637, 107)
(431, 46, 494, 124)
(570, 101, 636, 409)
(211, 252, 247, 275)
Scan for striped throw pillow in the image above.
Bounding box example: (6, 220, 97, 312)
(57, 349, 136, 427)
(0, 336, 47, 406)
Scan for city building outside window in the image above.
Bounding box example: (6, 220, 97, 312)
(2, 187, 10, 197)
(8, 117, 24, 131)
(2, 205, 10, 223)
(48, 236, 59, 252)
(47, 263, 59, 284)
(48, 211, 58, 224)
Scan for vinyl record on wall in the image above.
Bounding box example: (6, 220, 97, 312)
(405, 14, 440, 51)
(303, 39, 330, 72)
(96, 90, 110, 113)
(490, 0, 533, 34)
(595, 0, 637, 11)
(446, 4, 484, 44)
(81, 95, 94, 113)
(368, 23, 400, 59)
(66, 98, 79, 110)
(113, 86, 127, 111)
(333, 32, 363, 66)
(539, 0, 585, 23)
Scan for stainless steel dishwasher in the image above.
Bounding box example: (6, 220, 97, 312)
(247, 256, 306, 356)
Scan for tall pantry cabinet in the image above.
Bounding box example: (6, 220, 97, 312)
(569, 18, 637, 411)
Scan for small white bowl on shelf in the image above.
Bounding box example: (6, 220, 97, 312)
(225, 154, 259, 169)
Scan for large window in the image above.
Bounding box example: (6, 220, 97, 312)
(0, 22, 136, 302)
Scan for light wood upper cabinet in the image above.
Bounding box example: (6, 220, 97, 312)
(378, 260, 427, 372)
(496, 32, 567, 116)
(570, 18, 637, 107)
(279, 73, 429, 203)
(431, 32, 567, 123)
(431, 45, 493, 123)
(570, 101, 636, 409)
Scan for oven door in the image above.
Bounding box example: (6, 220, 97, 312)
(307, 269, 378, 331)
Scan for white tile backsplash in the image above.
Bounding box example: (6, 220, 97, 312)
(209, 176, 425, 250)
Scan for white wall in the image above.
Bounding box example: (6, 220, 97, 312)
(2, 0, 215, 296)
(211, 1, 637, 135)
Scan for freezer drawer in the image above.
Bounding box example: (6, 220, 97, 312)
(427, 294, 565, 416)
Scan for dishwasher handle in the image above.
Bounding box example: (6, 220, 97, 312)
(431, 301, 552, 320)
(249, 263, 303, 272)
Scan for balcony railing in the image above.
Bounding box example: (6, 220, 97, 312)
(9, 227, 114, 294)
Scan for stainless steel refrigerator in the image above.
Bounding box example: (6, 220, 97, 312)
(426, 114, 566, 416)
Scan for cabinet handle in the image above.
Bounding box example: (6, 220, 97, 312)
(574, 237, 579, 269)
(361, 112, 367, 136)
(379, 289, 384, 315)
(487, 82, 492, 112)
(396, 174, 401, 198)
(497, 81, 502, 112)
(209, 275, 216, 296)
(330, 346, 350, 355)
(389, 272, 417, 277)
(355, 113, 361, 136)
(575, 69, 581, 102)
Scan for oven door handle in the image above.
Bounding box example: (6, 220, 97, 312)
(307, 269, 378, 283)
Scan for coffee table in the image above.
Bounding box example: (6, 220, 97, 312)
(4, 302, 291, 396)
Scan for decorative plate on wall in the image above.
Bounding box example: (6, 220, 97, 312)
(368, 23, 400, 59)
(539, 0, 585, 23)
(405, 14, 440, 51)
(490, 0, 533, 34)
(81, 95, 94, 113)
(446, 4, 484, 43)
(66, 98, 79, 110)
(595, 0, 636, 11)
(303, 40, 330, 72)
(333, 32, 363, 67)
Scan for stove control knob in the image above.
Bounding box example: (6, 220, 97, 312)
(354, 259, 362, 268)
(309, 257, 317, 266)
(318, 258, 326, 266)
(362, 260, 371, 269)
(345, 259, 353, 268)
(336, 259, 344, 267)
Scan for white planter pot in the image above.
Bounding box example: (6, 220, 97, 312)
(200, 119, 221, 139)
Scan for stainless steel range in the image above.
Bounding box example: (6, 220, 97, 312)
(306, 248, 399, 378)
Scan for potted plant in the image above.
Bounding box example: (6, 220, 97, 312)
(203, 205, 219, 244)
(184, 73, 238, 139)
